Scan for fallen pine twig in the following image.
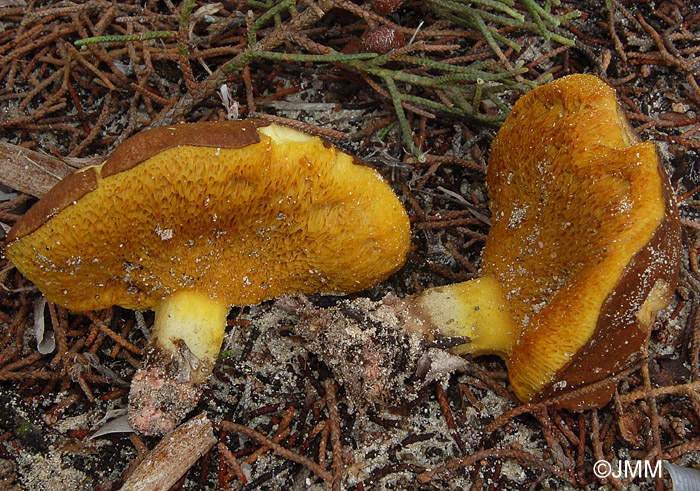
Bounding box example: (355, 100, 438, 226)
(217, 441, 248, 484)
(416, 446, 574, 485)
(325, 382, 343, 491)
(220, 420, 334, 483)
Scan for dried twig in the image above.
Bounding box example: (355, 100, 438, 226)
(221, 421, 334, 483)
(417, 446, 573, 485)
(325, 382, 343, 491)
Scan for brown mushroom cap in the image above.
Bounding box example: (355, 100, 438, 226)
(484, 74, 681, 408)
(5, 120, 411, 312)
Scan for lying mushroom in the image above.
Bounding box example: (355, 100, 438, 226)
(5, 120, 411, 434)
(397, 74, 681, 410)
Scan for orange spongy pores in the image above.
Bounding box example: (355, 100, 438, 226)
(481, 74, 680, 405)
(5, 122, 411, 312)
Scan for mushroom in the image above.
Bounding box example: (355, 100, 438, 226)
(397, 74, 681, 410)
(4, 120, 411, 434)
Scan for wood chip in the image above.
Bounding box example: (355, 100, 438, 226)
(120, 412, 216, 491)
(0, 142, 99, 198)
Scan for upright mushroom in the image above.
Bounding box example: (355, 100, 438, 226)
(396, 74, 681, 409)
(5, 120, 411, 434)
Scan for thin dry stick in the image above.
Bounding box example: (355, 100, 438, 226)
(130, 82, 173, 106)
(618, 381, 700, 404)
(67, 92, 113, 157)
(636, 12, 695, 72)
(576, 412, 586, 485)
(84, 311, 142, 355)
(74, 371, 95, 403)
(66, 44, 117, 90)
(251, 113, 345, 140)
(0, 352, 43, 373)
(691, 298, 700, 381)
(0, 370, 60, 381)
(318, 419, 330, 469)
(639, 342, 663, 491)
(299, 419, 327, 455)
(149, 0, 336, 127)
(244, 405, 294, 465)
(445, 243, 479, 275)
(532, 406, 573, 476)
(406, 154, 483, 172)
(0, 194, 32, 211)
(487, 365, 642, 433)
(48, 302, 68, 370)
(110, 317, 134, 358)
(435, 383, 467, 454)
(221, 421, 334, 483)
(417, 446, 572, 485)
(682, 218, 700, 230)
(243, 64, 255, 113)
(18, 65, 66, 110)
(325, 382, 343, 491)
(120, 434, 149, 483)
(608, 1, 629, 66)
(218, 442, 248, 484)
(176, 40, 198, 94)
(591, 410, 622, 490)
(130, 433, 149, 458)
(664, 438, 700, 461)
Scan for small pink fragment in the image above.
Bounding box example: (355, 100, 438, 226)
(128, 367, 202, 435)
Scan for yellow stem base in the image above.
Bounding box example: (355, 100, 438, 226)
(151, 290, 229, 383)
(408, 276, 519, 359)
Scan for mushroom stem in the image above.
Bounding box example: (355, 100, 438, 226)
(399, 276, 519, 358)
(128, 291, 229, 435)
(150, 290, 229, 384)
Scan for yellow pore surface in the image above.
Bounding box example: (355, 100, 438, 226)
(7, 127, 410, 311)
(482, 74, 666, 401)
